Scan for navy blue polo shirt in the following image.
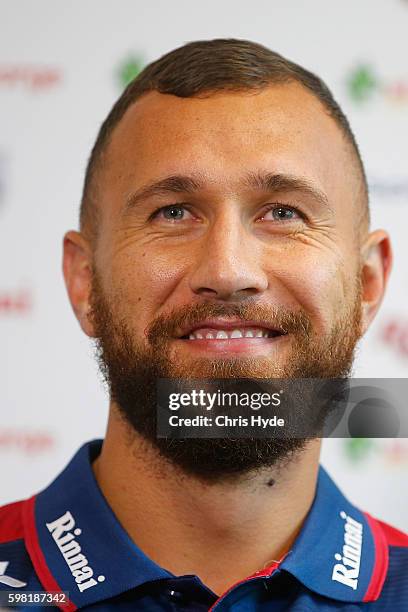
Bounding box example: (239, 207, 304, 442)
(1, 439, 407, 610)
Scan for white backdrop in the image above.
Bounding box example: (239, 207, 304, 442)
(1, 0, 408, 530)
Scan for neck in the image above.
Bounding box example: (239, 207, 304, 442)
(93, 405, 321, 596)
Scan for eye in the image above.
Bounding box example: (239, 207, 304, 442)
(151, 204, 193, 221)
(262, 205, 302, 222)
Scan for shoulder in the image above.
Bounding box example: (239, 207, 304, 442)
(366, 513, 408, 607)
(376, 517, 408, 579)
(375, 517, 408, 548)
(0, 499, 42, 591)
(0, 500, 25, 543)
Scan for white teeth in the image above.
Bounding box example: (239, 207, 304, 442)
(188, 328, 270, 340)
(216, 330, 228, 339)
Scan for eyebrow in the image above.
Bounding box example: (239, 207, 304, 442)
(124, 171, 332, 213)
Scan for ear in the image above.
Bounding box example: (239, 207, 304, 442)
(360, 229, 393, 335)
(62, 230, 96, 337)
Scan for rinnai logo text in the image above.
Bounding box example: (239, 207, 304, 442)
(332, 511, 363, 590)
(46, 511, 105, 592)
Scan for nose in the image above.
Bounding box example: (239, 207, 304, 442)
(188, 209, 269, 301)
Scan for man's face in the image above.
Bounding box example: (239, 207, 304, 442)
(83, 83, 368, 479)
(92, 83, 363, 369)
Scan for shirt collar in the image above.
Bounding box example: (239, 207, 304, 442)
(280, 466, 388, 603)
(23, 440, 173, 610)
(22, 440, 388, 610)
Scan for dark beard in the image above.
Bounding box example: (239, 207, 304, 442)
(89, 270, 362, 483)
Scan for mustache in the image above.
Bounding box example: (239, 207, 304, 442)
(146, 301, 312, 343)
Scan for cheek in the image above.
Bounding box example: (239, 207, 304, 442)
(270, 247, 352, 333)
(108, 246, 189, 330)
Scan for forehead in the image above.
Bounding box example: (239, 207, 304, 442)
(99, 83, 356, 217)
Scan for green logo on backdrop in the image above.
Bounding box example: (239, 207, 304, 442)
(347, 65, 377, 102)
(346, 63, 408, 105)
(116, 55, 144, 90)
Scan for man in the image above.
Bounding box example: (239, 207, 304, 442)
(0, 39, 407, 611)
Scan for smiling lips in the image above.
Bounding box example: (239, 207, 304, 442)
(188, 327, 277, 340)
(179, 320, 284, 341)
(177, 320, 286, 356)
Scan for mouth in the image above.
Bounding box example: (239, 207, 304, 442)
(177, 319, 286, 341)
(185, 327, 282, 340)
(171, 318, 289, 357)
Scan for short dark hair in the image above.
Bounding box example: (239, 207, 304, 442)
(80, 38, 368, 240)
